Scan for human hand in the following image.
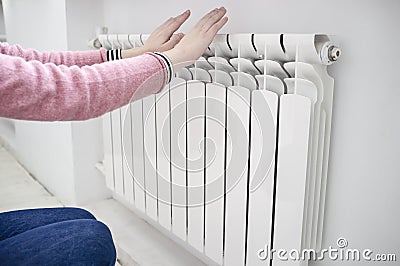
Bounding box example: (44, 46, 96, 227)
(163, 7, 228, 70)
(121, 10, 190, 59)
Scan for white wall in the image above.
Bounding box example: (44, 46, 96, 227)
(0, 1, 6, 35)
(0, 3, 13, 147)
(2, 0, 68, 49)
(1, 0, 75, 204)
(1, 0, 110, 205)
(102, 0, 400, 265)
(65, 0, 110, 205)
(65, 0, 104, 51)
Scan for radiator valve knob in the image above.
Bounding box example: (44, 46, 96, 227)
(329, 46, 341, 61)
(320, 42, 341, 65)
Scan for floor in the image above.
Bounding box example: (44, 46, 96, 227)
(0, 145, 205, 266)
(0, 146, 63, 213)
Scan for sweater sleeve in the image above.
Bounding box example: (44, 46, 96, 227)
(0, 42, 108, 66)
(0, 52, 168, 121)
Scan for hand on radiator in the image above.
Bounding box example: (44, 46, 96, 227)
(121, 10, 190, 58)
(163, 7, 228, 71)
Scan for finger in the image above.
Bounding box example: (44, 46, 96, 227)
(155, 10, 190, 33)
(166, 10, 191, 33)
(159, 33, 185, 52)
(202, 7, 227, 32)
(194, 8, 220, 29)
(209, 16, 228, 35)
(156, 17, 175, 32)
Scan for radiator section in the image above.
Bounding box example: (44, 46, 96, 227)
(98, 33, 340, 266)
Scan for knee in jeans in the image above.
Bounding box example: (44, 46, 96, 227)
(63, 207, 97, 220)
(75, 220, 116, 264)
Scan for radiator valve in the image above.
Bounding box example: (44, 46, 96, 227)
(320, 42, 341, 65)
(328, 46, 341, 61)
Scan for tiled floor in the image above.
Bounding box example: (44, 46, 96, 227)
(84, 199, 207, 266)
(0, 145, 206, 266)
(0, 146, 63, 212)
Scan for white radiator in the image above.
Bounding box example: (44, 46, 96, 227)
(97, 33, 340, 266)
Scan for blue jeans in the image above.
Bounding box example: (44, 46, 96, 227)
(0, 207, 116, 266)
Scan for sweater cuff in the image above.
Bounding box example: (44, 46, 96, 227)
(106, 49, 122, 61)
(153, 52, 173, 84)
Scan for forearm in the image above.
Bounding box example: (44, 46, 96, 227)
(0, 42, 108, 66)
(0, 53, 168, 121)
(121, 46, 150, 59)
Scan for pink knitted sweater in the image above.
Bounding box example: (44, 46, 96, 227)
(0, 42, 168, 121)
